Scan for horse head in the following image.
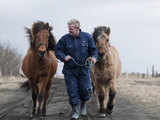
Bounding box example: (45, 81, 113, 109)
(25, 21, 53, 57)
(93, 26, 111, 60)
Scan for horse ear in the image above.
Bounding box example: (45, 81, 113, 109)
(25, 27, 33, 39)
(25, 27, 31, 34)
(46, 22, 49, 29)
(106, 27, 111, 35)
(25, 27, 34, 47)
(49, 26, 53, 31)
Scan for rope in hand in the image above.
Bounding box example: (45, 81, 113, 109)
(70, 57, 94, 68)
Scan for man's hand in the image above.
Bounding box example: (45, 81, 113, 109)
(90, 57, 97, 64)
(88, 57, 96, 64)
(65, 55, 72, 62)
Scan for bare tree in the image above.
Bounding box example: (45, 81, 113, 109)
(0, 43, 21, 76)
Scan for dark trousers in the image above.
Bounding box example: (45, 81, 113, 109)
(64, 67, 92, 105)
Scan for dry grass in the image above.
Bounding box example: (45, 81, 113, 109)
(117, 75, 160, 115)
(0, 75, 159, 106)
(0, 76, 26, 89)
(0, 76, 27, 106)
(0, 75, 160, 114)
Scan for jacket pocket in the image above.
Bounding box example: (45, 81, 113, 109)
(80, 41, 88, 53)
(65, 59, 76, 68)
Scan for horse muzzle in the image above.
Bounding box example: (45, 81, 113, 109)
(38, 51, 46, 57)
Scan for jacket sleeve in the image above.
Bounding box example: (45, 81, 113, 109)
(88, 34, 98, 59)
(55, 37, 66, 62)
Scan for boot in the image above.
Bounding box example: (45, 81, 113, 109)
(71, 104, 79, 120)
(80, 101, 87, 116)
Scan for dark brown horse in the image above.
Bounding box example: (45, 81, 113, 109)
(91, 26, 121, 117)
(21, 21, 58, 118)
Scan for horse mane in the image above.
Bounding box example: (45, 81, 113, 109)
(92, 26, 110, 43)
(25, 21, 56, 50)
(48, 30, 57, 51)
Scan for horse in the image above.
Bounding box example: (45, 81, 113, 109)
(21, 21, 58, 118)
(90, 26, 121, 117)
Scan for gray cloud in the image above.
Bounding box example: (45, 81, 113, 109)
(0, 0, 160, 73)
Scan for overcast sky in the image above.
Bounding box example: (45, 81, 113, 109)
(0, 0, 160, 73)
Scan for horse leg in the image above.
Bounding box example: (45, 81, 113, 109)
(97, 86, 110, 118)
(37, 81, 45, 116)
(42, 89, 50, 117)
(31, 89, 37, 117)
(96, 85, 105, 117)
(37, 92, 44, 116)
(28, 79, 37, 118)
(42, 80, 51, 117)
(106, 79, 116, 114)
(98, 93, 105, 113)
(104, 86, 110, 111)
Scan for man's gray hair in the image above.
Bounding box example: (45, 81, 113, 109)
(67, 19, 80, 28)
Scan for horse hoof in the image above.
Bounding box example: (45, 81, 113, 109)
(42, 113, 46, 117)
(30, 114, 35, 118)
(70, 118, 79, 120)
(97, 113, 106, 118)
(106, 109, 113, 115)
(80, 114, 87, 117)
(40, 116, 47, 120)
(80, 115, 88, 120)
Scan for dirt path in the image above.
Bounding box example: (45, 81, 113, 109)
(0, 76, 160, 120)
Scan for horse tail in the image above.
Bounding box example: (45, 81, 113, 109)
(21, 80, 30, 91)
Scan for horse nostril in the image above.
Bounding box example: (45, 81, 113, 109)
(38, 51, 46, 57)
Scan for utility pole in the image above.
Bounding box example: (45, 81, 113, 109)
(146, 67, 149, 78)
(152, 65, 155, 78)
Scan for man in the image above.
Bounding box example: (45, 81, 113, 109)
(55, 19, 98, 120)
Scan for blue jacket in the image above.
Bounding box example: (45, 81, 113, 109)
(55, 31, 98, 73)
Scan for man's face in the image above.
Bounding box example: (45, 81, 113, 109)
(68, 24, 79, 36)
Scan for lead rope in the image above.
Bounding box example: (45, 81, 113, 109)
(70, 57, 94, 68)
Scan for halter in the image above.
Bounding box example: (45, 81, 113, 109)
(97, 46, 112, 62)
(98, 45, 106, 49)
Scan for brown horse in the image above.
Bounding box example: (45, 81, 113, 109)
(21, 21, 58, 118)
(91, 26, 121, 117)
